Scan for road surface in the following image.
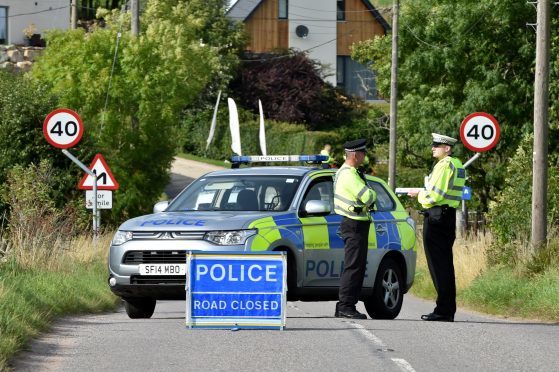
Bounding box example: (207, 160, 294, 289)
(11, 157, 559, 371)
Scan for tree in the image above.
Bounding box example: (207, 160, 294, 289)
(353, 0, 559, 210)
(32, 0, 245, 221)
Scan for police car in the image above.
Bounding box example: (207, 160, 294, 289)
(108, 155, 417, 319)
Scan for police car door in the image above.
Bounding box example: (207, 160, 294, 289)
(365, 179, 401, 286)
(298, 177, 345, 287)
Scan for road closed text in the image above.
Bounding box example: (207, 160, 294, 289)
(193, 299, 280, 311)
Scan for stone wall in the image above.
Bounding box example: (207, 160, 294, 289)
(0, 45, 44, 73)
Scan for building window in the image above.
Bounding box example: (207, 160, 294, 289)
(279, 0, 288, 19)
(337, 0, 345, 21)
(337, 56, 377, 101)
(0, 7, 7, 44)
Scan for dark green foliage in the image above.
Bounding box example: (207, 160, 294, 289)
(31, 1, 244, 222)
(180, 106, 338, 161)
(353, 0, 559, 212)
(0, 71, 95, 217)
(486, 135, 559, 266)
(229, 51, 360, 130)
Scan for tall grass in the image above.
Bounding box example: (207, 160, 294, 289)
(411, 224, 559, 321)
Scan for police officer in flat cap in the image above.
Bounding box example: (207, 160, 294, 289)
(333, 138, 376, 319)
(408, 133, 466, 322)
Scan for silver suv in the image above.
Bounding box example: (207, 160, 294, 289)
(108, 158, 416, 319)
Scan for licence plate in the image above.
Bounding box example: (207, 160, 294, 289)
(139, 264, 186, 276)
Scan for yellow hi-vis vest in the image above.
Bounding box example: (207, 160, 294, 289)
(334, 164, 376, 220)
(320, 149, 334, 164)
(418, 156, 465, 209)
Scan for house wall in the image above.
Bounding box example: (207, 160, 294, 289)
(0, 0, 69, 45)
(337, 0, 386, 55)
(244, 0, 288, 52)
(288, 0, 337, 85)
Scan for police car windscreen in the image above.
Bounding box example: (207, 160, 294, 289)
(168, 176, 302, 212)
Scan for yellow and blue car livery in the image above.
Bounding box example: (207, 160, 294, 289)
(108, 158, 416, 319)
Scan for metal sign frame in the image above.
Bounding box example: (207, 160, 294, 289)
(185, 251, 287, 330)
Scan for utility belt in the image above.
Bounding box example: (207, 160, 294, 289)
(420, 205, 455, 224)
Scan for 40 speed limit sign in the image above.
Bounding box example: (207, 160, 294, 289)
(460, 112, 500, 152)
(43, 108, 84, 149)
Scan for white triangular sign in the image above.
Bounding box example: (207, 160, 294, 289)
(78, 154, 119, 190)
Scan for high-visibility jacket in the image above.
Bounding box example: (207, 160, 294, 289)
(418, 156, 465, 209)
(334, 164, 376, 221)
(320, 149, 335, 164)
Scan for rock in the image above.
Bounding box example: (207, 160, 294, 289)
(16, 61, 33, 72)
(0, 51, 8, 63)
(7, 50, 23, 63)
(24, 49, 41, 61)
(0, 61, 15, 72)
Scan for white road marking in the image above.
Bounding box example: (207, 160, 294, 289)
(346, 322, 416, 372)
(391, 358, 417, 372)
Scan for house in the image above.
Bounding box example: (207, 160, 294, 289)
(227, 0, 389, 101)
(0, 1, 70, 45)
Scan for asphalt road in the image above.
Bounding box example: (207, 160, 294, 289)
(12, 298, 559, 371)
(11, 157, 559, 371)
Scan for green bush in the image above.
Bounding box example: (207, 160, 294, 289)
(0, 71, 95, 218)
(487, 134, 559, 265)
(180, 106, 340, 160)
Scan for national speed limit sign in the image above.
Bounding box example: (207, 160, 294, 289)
(460, 112, 500, 152)
(43, 108, 84, 149)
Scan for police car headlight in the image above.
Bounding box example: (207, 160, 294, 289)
(204, 229, 257, 245)
(112, 230, 133, 246)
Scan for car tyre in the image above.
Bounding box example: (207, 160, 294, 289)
(124, 298, 156, 319)
(364, 258, 403, 319)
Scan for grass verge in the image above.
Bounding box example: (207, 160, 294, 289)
(410, 231, 559, 321)
(0, 234, 119, 370)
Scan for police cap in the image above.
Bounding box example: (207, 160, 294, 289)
(431, 133, 458, 146)
(343, 138, 367, 152)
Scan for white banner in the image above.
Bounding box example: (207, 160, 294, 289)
(258, 99, 267, 156)
(206, 90, 221, 151)
(228, 98, 242, 156)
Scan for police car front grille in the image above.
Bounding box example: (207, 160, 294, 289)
(130, 275, 186, 285)
(132, 231, 205, 240)
(123, 251, 187, 264)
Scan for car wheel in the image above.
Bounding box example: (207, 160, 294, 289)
(124, 298, 156, 319)
(364, 258, 403, 319)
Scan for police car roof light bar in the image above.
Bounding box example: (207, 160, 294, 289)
(231, 155, 329, 167)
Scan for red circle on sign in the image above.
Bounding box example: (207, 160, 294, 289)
(43, 108, 84, 149)
(460, 112, 500, 152)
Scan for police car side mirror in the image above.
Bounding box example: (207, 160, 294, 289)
(303, 200, 331, 217)
(153, 201, 169, 213)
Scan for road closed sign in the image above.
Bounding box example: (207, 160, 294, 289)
(460, 112, 500, 152)
(43, 108, 84, 149)
(186, 252, 287, 330)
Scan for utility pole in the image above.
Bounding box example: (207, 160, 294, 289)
(131, 0, 140, 37)
(388, 0, 399, 190)
(531, 0, 550, 250)
(71, 0, 77, 30)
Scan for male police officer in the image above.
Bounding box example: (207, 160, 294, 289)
(334, 139, 376, 319)
(409, 133, 465, 322)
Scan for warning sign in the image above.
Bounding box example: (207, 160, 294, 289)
(78, 154, 119, 190)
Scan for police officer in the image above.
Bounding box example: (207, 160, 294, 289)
(320, 144, 335, 167)
(334, 139, 376, 319)
(408, 133, 465, 322)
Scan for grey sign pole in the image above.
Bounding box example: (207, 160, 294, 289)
(61, 150, 99, 236)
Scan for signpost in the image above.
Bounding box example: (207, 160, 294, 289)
(460, 112, 500, 153)
(186, 252, 287, 330)
(458, 112, 501, 234)
(43, 108, 101, 235)
(78, 154, 120, 190)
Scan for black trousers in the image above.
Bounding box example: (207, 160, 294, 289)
(338, 217, 371, 309)
(423, 206, 457, 316)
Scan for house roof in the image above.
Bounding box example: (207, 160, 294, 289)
(227, 0, 390, 32)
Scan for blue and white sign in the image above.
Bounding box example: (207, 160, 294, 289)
(462, 186, 472, 201)
(186, 252, 287, 330)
